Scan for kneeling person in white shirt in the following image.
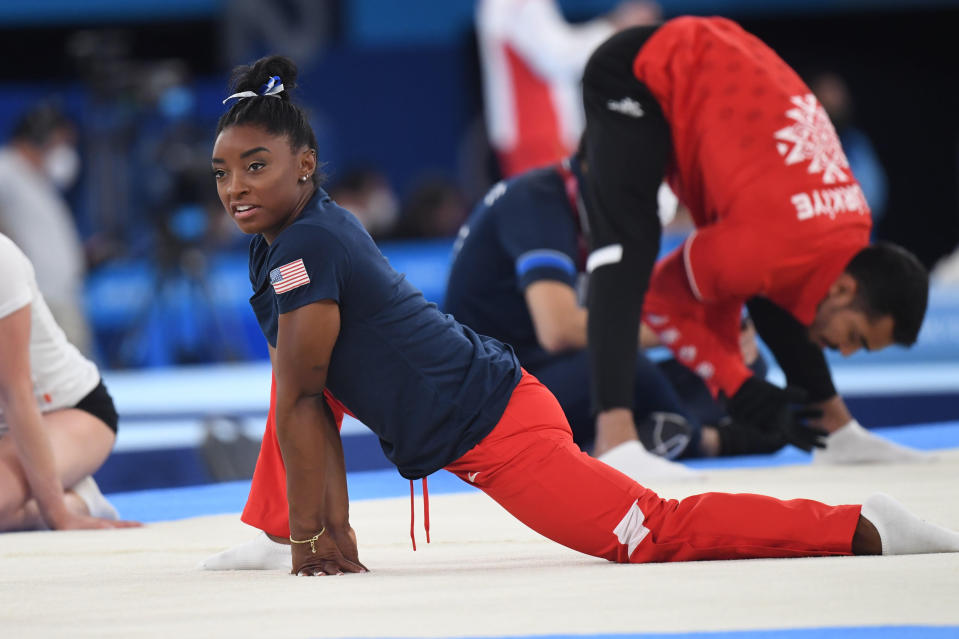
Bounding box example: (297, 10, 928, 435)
(0, 233, 139, 531)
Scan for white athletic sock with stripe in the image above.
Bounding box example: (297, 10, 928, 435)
(197, 531, 291, 570)
(861, 493, 959, 555)
(813, 419, 932, 465)
(70, 476, 119, 520)
(598, 440, 702, 482)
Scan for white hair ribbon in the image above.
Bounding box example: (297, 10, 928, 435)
(222, 75, 285, 105)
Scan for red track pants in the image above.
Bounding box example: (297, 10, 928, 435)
(240, 376, 352, 539)
(243, 372, 860, 562)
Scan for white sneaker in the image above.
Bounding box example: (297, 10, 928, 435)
(598, 440, 702, 482)
(197, 531, 291, 570)
(70, 476, 119, 520)
(812, 420, 933, 465)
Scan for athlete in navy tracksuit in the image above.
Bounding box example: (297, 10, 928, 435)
(249, 194, 522, 480)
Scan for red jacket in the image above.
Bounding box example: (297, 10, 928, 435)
(636, 17, 872, 397)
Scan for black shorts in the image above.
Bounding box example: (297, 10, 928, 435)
(74, 380, 119, 434)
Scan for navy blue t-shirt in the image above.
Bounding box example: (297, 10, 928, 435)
(444, 165, 581, 370)
(249, 190, 522, 479)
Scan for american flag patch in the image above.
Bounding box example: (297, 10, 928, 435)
(270, 259, 310, 294)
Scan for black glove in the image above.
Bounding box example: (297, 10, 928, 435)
(726, 377, 827, 452)
(715, 417, 788, 456)
(782, 416, 829, 453)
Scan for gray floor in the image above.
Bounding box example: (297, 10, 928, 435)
(3, 449, 958, 638)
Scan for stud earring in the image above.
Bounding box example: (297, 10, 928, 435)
(299, 175, 309, 183)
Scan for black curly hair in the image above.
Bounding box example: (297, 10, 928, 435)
(845, 242, 929, 346)
(216, 55, 324, 185)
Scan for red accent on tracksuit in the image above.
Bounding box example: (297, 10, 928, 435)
(240, 376, 352, 538)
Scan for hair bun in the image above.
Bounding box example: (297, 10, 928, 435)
(229, 55, 299, 101)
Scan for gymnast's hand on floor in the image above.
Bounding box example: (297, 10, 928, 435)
(328, 524, 366, 570)
(291, 527, 368, 576)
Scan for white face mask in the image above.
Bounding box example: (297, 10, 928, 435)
(43, 144, 81, 189)
(364, 188, 400, 234)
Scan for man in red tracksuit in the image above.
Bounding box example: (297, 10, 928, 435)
(580, 17, 929, 456)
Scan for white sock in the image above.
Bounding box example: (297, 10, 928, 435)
(861, 493, 959, 556)
(69, 476, 119, 520)
(597, 440, 702, 482)
(197, 531, 291, 570)
(812, 419, 933, 465)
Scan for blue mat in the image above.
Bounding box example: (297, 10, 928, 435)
(683, 421, 959, 470)
(108, 421, 959, 523)
(418, 630, 959, 639)
(108, 465, 477, 523)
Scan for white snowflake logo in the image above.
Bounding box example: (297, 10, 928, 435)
(660, 328, 680, 345)
(773, 94, 850, 185)
(646, 314, 668, 327)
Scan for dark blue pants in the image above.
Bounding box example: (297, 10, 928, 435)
(528, 348, 770, 457)
(527, 349, 700, 454)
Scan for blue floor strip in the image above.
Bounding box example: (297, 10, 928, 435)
(402, 629, 959, 639)
(108, 466, 476, 522)
(684, 421, 959, 470)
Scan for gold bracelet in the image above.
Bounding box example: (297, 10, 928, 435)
(289, 527, 326, 554)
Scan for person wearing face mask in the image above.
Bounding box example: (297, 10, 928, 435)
(0, 103, 91, 355)
(327, 168, 400, 240)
